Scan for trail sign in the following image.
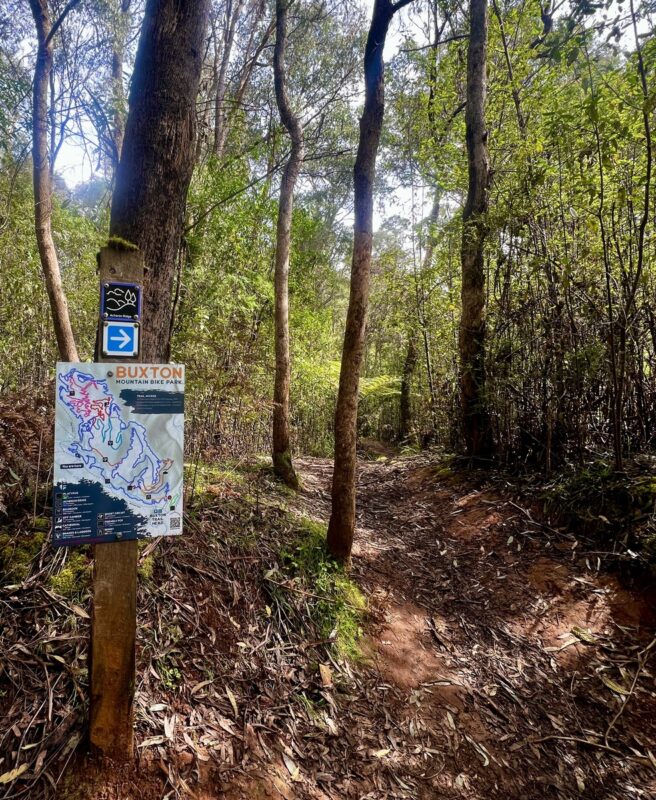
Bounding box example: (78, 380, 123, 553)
(102, 321, 139, 357)
(53, 362, 185, 546)
(101, 281, 141, 320)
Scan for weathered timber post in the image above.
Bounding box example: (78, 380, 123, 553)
(89, 245, 144, 759)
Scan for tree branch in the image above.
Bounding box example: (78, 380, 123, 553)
(392, 0, 416, 11)
(45, 0, 84, 47)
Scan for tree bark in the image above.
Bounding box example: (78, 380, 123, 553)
(28, 0, 79, 362)
(459, 0, 492, 461)
(110, 0, 132, 170)
(272, 0, 303, 489)
(109, 0, 210, 362)
(399, 335, 417, 442)
(327, 0, 413, 564)
(213, 0, 245, 158)
(414, 195, 440, 434)
(90, 0, 210, 761)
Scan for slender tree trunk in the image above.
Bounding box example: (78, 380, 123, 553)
(234, 15, 274, 110)
(459, 0, 492, 461)
(28, 0, 79, 362)
(272, 0, 303, 489)
(109, 0, 210, 362)
(414, 195, 440, 433)
(204, 4, 272, 162)
(399, 335, 417, 442)
(213, 0, 244, 158)
(327, 0, 412, 564)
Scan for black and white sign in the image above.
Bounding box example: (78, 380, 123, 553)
(101, 282, 141, 320)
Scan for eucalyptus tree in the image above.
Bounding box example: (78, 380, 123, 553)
(196, 0, 274, 163)
(272, 0, 304, 488)
(91, 0, 210, 758)
(109, 0, 210, 360)
(27, 0, 82, 361)
(327, 0, 415, 565)
(458, 0, 492, 460)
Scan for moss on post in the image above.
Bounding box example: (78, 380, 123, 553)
(106, 235, 139, 252)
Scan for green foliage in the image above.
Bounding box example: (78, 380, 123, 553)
(542, 460, 656, 571)
(0, 162, 101, 392)
(1, 0, 655, 501)
(156, 655, 183, 690)
(359, 374, 401, 401)
(138, 552, 155, 583)
(278, 513, 366, 659)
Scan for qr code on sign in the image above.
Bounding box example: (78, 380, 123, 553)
(170, 517, 181, 530)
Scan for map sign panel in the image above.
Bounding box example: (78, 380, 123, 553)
(53, 363, 184, 546)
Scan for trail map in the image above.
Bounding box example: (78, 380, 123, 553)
(53, 363, 184, 546)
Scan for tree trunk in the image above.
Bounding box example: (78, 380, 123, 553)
(28, 0, 79, 362)
(109, 0, 210, 362)
(110, 0, 132, 170)
(459, 0, 492, 461)
(327, 0, 412, 564)
(90, 0, 210, 760)
(399, 335, 417, 442)
(272, 0, 303, 489)
(414, 195, 440, 434)
(213, 0, 245, 158)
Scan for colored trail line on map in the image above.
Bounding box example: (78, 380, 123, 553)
(58, 368, 172, 509)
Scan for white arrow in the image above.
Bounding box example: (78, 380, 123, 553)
(110, 328, 131, 349)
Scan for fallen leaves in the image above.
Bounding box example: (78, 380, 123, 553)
(0, 764, 28, 785)
(3, 454, 656, 800)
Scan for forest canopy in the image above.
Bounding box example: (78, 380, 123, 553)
(1, 0, 653, 477)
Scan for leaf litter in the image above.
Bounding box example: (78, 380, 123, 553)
(0, 451, 654, 798)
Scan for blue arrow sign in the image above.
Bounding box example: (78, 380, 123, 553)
(102, 321, 139, 357)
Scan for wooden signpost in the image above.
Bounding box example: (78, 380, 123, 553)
(89, 245, 143, 759)
(53, 244, 183, 757)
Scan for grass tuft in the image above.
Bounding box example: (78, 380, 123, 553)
(0, 530, 45, 583)
(49, 551, 91, 599)
(278, 513, 366, 660)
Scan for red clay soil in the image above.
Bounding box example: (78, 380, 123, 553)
(4, 454, 655, 800)
(289, 457, 656, 799)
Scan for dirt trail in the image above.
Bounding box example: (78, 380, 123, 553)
(288, 455, 656, 800)
(7, 454, 655, 800)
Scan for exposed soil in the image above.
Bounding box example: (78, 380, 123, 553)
(288, 456, 656, 799)
(2, 453, 655, 799)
